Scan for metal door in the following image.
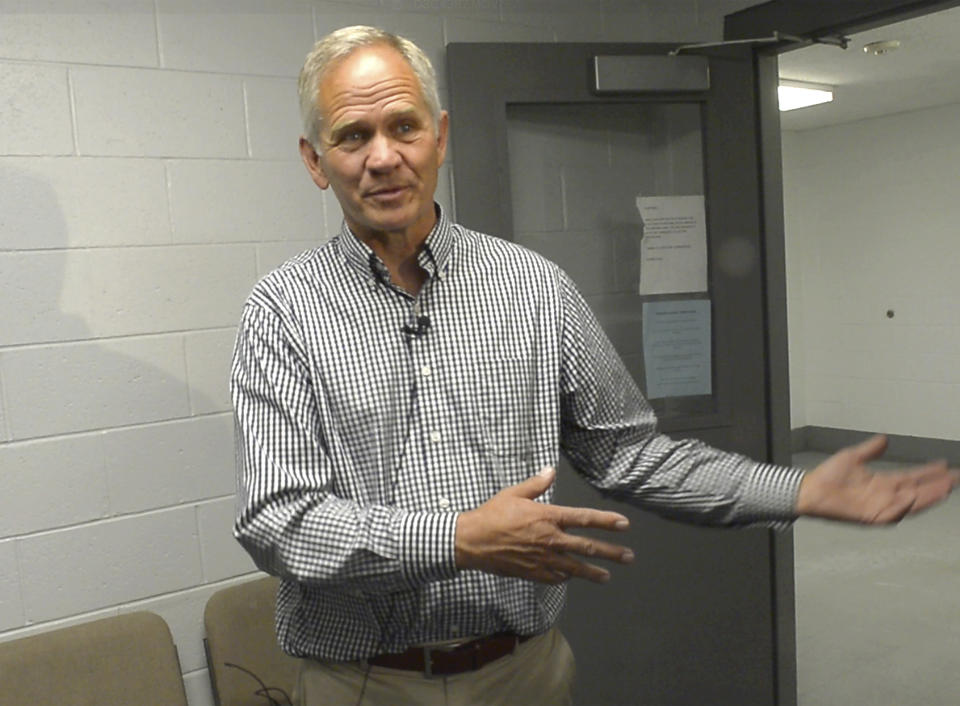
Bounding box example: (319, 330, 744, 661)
(447, 43, 790, 705)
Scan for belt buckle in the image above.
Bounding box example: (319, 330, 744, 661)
(422, 645, 434, 678)
(422, 640, 468, 678)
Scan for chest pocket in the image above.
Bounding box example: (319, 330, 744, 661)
(470, 358, 534, 459)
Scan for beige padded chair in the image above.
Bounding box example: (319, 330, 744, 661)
(0, 611, 188, 706)
(204, 576, 301, 706)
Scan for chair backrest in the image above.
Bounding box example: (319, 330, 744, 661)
(204, 576, 301, 706)
(0, 611, 188, 706)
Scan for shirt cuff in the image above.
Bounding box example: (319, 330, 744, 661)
(743, 462, 806, 526)
(397, 511, 460, 585)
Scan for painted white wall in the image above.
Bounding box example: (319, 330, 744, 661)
(0, 1, 757, 703)
(783, 101, 960, 441)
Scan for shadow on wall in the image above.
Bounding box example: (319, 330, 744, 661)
(0, 162, 243, 636)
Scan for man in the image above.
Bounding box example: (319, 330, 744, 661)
(231, 26, 958, 706)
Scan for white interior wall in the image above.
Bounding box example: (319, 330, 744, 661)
(0, 1, 757, 704)
(783, 101, 960, 442)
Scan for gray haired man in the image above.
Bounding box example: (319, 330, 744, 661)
(231, 25, 958, 706)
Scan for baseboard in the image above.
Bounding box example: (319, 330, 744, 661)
(790, 426, 960, 464)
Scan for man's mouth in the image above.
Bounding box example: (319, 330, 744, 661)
(367, 185, 408, 198)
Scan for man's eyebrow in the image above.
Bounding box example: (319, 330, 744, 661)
(387, 107, 420, 120)
(327, 119, 366, 139)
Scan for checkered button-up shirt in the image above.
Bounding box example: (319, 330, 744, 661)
(231, 206, 804, 661)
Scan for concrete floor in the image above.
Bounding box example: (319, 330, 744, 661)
(793, 451, 960, 706)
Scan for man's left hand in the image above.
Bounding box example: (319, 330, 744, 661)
(796, 434, 960, 524)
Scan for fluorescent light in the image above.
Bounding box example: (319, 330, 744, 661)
(778, 80, 834, 111)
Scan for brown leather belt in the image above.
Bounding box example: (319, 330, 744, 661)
(366, 632, 532, 677)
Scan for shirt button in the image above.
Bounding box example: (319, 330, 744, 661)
(438, 497, 451, 510)
(421, 365, 432, 377)
(429, 431, 442, 443)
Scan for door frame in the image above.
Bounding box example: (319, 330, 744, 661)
(725, 2, 960, 703)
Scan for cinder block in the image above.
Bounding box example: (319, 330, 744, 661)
(501, 0, 604, 41)
(167, 160, 322, 244)
(0, 434, 109, 537)
(602, 1, 700, 43)
(0, 0, 158, 66)
(185, 329, 237, 414)
(805, 374, 844, 405)
(197, 497, 257, 582)
(18, 506, 203, 622)
(1, 336, 191, 439)
(0, 372, 9, 442)
(312, 1, 381, 38)
(158, 0, 313, 76)
(0, 62, 73, 155)
(382, 0, 498, 19)
(104, 415, 235, 515)
(0, 157, 170, 249)
(0, 251, 80, 346)
(71, 66, 247, 158)
(0, 246, 257, 345)
(444, 16, 553, 43)
(0, 606, 120, 645)
(0, 540, 23, 630)
(805, 400, 845, 429)
(245, 77, 301, 160)
(257, 241, 319, 277)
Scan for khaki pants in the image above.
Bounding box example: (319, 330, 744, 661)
(295, 628, 576, 706)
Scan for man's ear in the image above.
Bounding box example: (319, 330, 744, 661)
(436, 110, 449, 167)
(299, 137, 330, 190)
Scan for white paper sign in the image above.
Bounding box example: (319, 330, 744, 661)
(636, 195, 708, 295)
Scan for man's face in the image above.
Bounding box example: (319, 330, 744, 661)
(300, 44, 448, 243)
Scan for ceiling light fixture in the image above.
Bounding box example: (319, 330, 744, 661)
(778, 79, 834, 111)
(863, 40, 901, 55)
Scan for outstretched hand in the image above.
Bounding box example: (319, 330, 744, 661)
(796, 435, 960, 524)
(455, 467, 634, 585)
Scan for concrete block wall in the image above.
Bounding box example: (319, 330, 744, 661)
(782, 101, 960, 442)
(0, 1, 756, 703)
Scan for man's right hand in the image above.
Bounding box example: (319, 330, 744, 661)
(454, 467, 635, 585)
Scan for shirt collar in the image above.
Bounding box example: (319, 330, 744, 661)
(336, 203, 457, 284)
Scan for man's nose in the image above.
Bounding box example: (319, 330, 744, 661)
(366, 132, 401, 171)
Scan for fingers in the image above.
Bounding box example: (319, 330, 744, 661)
(529, 540, 634, 585)
(501, 466, 557, 500)
(862, 462, 955, 524)
(500, 468, 631, 530)
(849, 434, 888, 464)
(549, 505, 630, 532)
(552, 532, 635, 566)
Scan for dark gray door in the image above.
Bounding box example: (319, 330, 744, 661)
(447, 43, 791, 705)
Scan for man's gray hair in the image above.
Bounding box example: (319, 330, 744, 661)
(298, 25, 441, 150)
